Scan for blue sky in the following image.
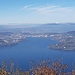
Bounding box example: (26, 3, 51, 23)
(0, 0, 75, 24)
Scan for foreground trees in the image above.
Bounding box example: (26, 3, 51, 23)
(0, 60, 75, 75)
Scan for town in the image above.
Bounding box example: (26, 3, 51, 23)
(0, 32, 51, 46)
(0, 31, 75, 51)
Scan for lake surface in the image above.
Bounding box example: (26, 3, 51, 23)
(0, 37, 75, 71)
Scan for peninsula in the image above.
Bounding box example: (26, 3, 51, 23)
(49, 31, 75, 50)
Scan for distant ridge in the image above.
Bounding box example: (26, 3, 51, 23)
(67, 31, 75, 34)
(44, 23, 75, 25)
(0, 23, 75, 26)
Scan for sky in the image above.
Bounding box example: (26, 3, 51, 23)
(0, 0, 75, 24)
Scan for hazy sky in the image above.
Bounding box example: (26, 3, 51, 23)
(0, 0, 75, 24)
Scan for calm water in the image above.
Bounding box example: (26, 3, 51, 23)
(0, 37, 75, 70)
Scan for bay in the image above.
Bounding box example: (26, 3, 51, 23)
(0, 37, 75, 71)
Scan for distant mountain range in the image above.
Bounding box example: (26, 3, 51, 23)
(0, 23, 75, 33)
(0, 22, 75, 26)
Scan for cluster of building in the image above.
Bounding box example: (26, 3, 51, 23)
(0, 32, 51, 46)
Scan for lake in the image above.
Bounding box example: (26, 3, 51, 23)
(0, 37, 75, 71)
